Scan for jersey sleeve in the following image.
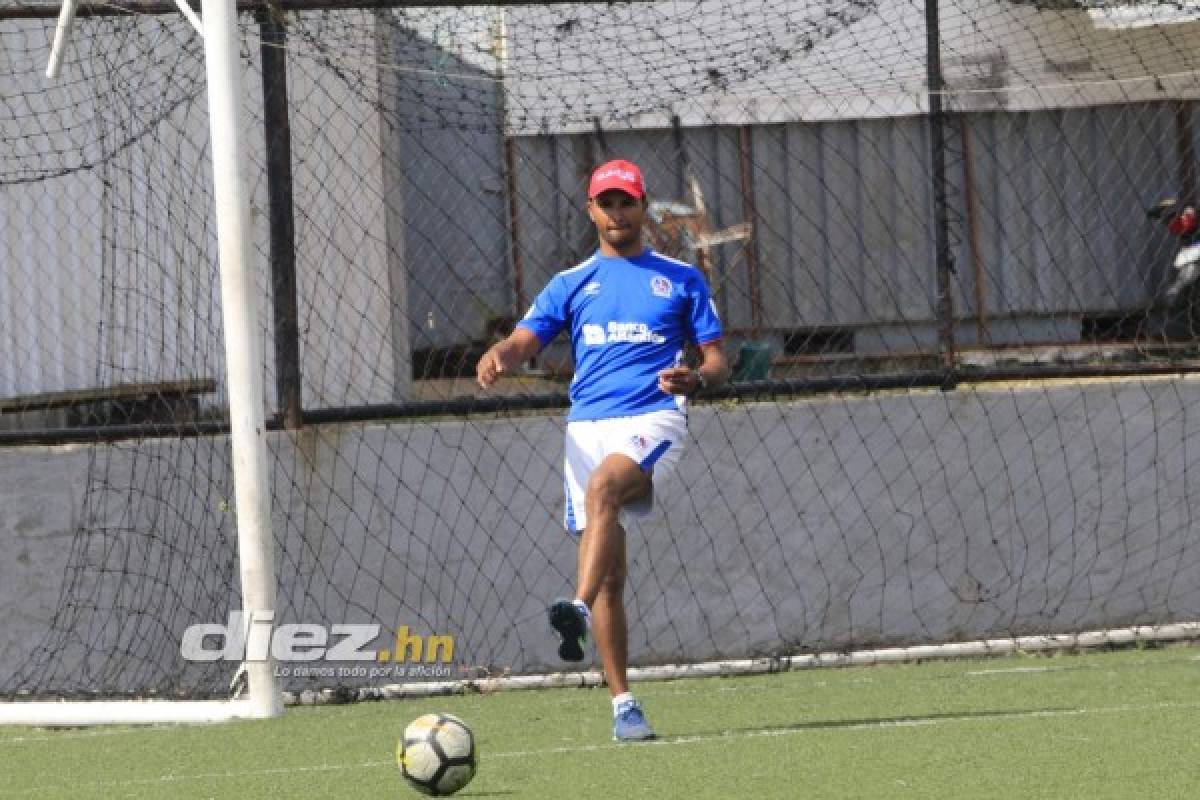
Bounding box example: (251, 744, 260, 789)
(516, 274, 569, 346)
(686, 271, 723, 344)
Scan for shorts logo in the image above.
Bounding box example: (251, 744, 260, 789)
(630, 434, 648, 451)
(650, 276, 672, 298)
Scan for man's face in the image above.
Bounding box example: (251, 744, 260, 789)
(588, 190, 647, 252)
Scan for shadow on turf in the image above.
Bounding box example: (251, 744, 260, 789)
(664, 706, 1082, 742)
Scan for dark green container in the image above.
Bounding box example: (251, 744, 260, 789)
(733, 339, 772, 382)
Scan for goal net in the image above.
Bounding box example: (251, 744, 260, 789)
(3, 0, 1200, 709)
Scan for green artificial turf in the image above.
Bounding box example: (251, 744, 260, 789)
(3, 646, 1198, 799)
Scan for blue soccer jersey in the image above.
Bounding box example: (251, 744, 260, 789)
(517, 249, 723, 421)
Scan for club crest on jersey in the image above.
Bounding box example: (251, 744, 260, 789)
(650, 275, 672, 298)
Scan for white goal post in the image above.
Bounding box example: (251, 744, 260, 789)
(1, 0, 282, 726)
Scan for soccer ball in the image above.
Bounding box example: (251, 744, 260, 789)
(396, 713, 477, 796)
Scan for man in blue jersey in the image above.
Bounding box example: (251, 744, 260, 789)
(476, 159, 730, 741)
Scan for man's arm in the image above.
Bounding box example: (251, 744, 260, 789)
(695, 340, 731, 390)
(476, 327, 543, 389)
(658, 340, 731, 396)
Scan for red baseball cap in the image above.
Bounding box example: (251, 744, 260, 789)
(588, 159, 645, 199)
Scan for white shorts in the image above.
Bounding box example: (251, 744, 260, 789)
(562, 409, 688, 535)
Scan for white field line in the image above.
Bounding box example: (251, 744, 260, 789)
(485, 700, 1199, 758)
(0, 727, 146, 745)
(964, 665, 1099, 677)
(9, 700, 1200, 797)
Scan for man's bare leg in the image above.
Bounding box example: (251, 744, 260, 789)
(584, 522, 629, 696)
(558, 454, 655, 740)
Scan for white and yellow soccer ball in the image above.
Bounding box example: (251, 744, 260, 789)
(396, 713, 477, 796)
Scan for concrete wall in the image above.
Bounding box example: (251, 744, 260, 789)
(4, 376, 1200, 695)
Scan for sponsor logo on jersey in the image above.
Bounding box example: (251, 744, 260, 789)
(650, 276, 672, 298)
(581, 322, 667, 346)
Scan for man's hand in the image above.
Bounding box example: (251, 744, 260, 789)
(657, 366, 704, 396)
(659, 341, 729, 396)
(476, 347, 508, 389)
(476, 327, 543, 390)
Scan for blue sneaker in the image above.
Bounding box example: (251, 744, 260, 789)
(613, 700, 656, 742)
(547, 599, 588, 662)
